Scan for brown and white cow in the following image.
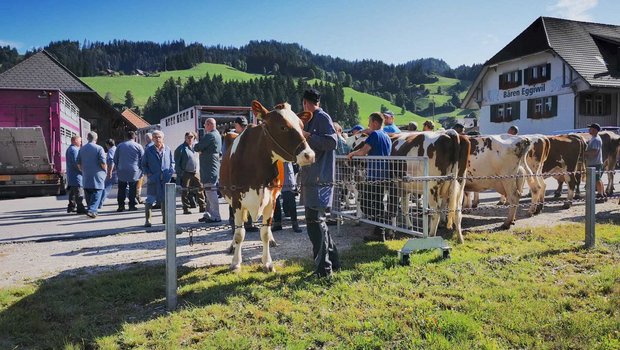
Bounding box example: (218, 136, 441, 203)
(577, 131, 620, 196)
(220, 101, 315, 272)
(463, 135, 536, 229)
(544, 134, 586, 207)
(390, 130, 470, 243)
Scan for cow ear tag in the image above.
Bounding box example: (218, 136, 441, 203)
(251, 100, 269, 120)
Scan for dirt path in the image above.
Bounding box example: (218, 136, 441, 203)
(1, 193, 618, 288)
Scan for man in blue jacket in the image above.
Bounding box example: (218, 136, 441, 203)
(77, 131, 107, 218)
(141, 130, 175, 227)
(113, 131, 144, 212)
(299, 88, 340, 278)
(65, 135, 86, 214)
(174, 131, 206, 215)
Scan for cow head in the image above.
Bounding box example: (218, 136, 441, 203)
(252, 100, 315, 166)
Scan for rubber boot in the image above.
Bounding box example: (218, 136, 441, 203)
(161, 205, 166, 224)
(292, 220, 302, 233)
(144, 203, 152, 227)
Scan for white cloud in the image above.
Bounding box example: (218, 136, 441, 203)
(548, 0, 598, 21)
(0, 39, 22, 49)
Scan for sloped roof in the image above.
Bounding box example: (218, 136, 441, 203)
(121, 109, 150, 129)
(0, 50, 93, 92)
(464, 16, 620, 108)
(486, 17, 620, 88)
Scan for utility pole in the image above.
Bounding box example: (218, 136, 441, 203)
(176, 84, 181, 113)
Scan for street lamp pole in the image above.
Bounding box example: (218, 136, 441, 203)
(175, 84, 181, 113)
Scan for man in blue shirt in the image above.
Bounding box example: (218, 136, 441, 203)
(77, 131, 107, 218)
(382, 110, 401, 134)
(348, 112, 393, 241)
(65, 135, 86, 214)
(299, 88, 340, 278)
(113, 131, 145, 212)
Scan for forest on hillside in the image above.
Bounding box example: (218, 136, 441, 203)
(0, 40, 481, 119)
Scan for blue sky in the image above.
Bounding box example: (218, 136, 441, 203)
(1, 0, 618, 68)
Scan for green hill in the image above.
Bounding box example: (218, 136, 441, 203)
(81, 63, 264, 107)
(83, 64, 470, 128)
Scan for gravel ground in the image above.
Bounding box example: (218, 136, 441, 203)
(1, 190, 619, 288)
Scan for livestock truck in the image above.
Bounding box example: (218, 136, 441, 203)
(0, 89, 90, 198)
(159, 105, 252, 148)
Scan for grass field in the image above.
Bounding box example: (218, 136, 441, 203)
(343, 87, 427, 127)
(81, 63, 265, 108)
(82, 65, 467, 128)
(1, 223, 618, 349)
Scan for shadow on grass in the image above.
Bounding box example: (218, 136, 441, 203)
(0, 240, 397, 348)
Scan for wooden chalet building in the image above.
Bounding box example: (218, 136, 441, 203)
(462, 17, 620, 134)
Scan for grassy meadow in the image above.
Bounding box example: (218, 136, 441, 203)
(81, 63, 265, 108)
(1, 223, 618, 349)
(82, 64, 474, 128)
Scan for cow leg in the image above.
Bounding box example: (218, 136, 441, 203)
(605, 166, 614, 196)
(563, 175, 577, 209)
(229, 209, 247, 272)
(472, 192, 480, 208)
(554, 178, 564, 198)
(260, 204, 276, 273)
(401, 192, 413, 229)
(498, 195, 507, 206)
(428, 189, 441, 237)
(463, 191, 471, 209)
(525, 172, 544, 216)
(501, 181, 519, 230)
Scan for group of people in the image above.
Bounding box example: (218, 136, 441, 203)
(65, 130, 159, 221)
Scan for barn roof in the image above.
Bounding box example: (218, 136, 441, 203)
(486, 16, 620, 87)
(122, 108, 151, 129)
(0, 50, 93, 92)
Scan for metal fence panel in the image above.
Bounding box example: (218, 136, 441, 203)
(333, 155, 429, 237)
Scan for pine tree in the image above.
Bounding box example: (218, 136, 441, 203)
(124, 90, 135, 108)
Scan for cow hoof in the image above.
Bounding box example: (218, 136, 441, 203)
(269, 240, 278, 248)
(553, 192, 562, 199)
(500, 223, 511, 230)
(574, 194, 581, 200)
(262, 264, 276, 273)
(536, 204, 544, 214)
(229, 264, 241, 272)
(562, 203, 571, 209)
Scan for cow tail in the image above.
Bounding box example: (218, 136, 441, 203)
(576, 134, 587, 182)
(446, 130, 461, 229)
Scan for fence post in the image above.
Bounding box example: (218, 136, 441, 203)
(165, 183, 177, 310)
(585, 167, 596, 248)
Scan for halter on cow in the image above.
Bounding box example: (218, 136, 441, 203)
(220, 101, 315, 272)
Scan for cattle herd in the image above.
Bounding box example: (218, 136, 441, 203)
(344, 130, 620, 243)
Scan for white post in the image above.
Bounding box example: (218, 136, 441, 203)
(165, 183, 177, 310)
(422, 157, 429, 238)
(585, 167, 595, 248)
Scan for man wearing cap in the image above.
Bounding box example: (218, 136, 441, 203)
(382, 110, 401, 134)
(174, 131, 206, 215)
(299, 88, 340, 278)
(584, 123, 607, 202)
(507, 125, 519, 135)
(347, 112, 393, 241)
(350, 124, 364, 136)
(452, 123, 465, 135)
